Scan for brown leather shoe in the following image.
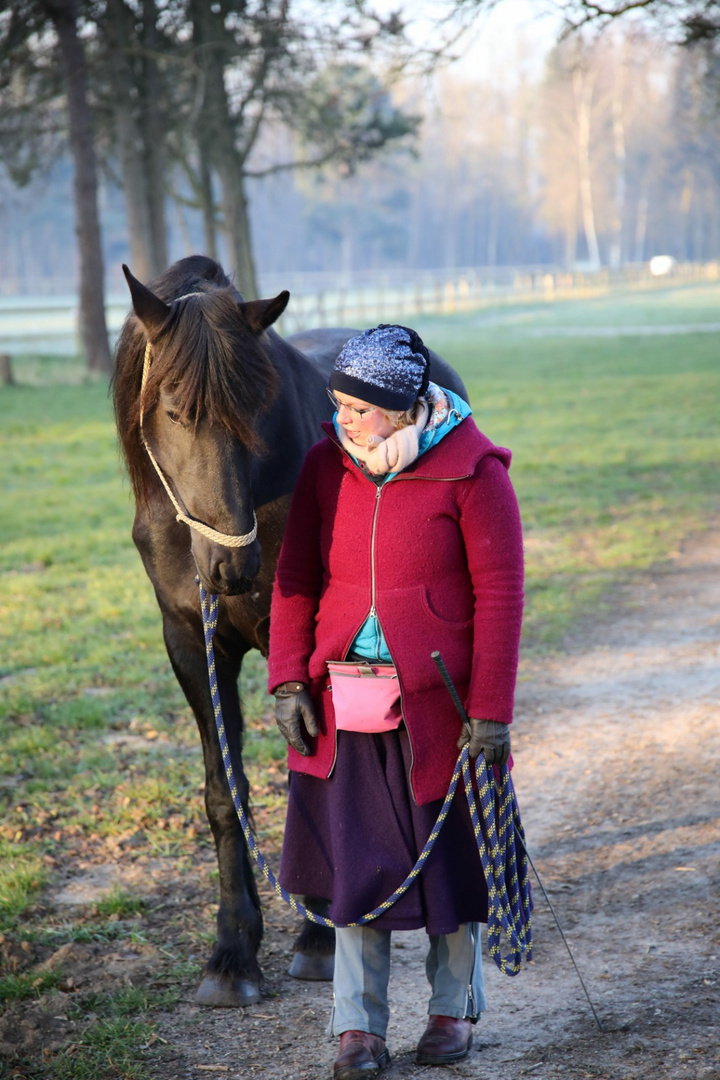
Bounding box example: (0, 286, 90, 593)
(333, 1030, 391, 1080)
(416, 1015, 473, 1065)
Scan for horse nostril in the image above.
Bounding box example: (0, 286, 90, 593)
(211, 555, 232, 583)
(205, 543, 261, 590)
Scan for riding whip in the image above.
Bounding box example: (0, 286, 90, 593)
(199, 581, 526, 975)
(431, 650, 604, 1032)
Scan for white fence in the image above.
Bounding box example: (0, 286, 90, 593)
(271, 261, 720, 334)
(0, 295, 131, 356)
(0, 261, 718, 354)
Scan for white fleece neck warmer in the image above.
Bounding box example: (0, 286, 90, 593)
(337, 399, 430, 475)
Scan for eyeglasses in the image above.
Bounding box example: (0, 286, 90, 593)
(326, 388, 378, 419)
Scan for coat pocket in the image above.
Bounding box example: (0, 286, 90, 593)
(420, 585, 473, 628)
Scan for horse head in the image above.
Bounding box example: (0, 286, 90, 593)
(119, 261, 289, 596)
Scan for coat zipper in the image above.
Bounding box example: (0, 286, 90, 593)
(359, 482, 421, 800)
(326, 439, 472, 790)
(369, 484, 382, 619)
(329, 483, 384, 778)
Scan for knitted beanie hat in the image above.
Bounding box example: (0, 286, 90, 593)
(330, 324, 431, 411)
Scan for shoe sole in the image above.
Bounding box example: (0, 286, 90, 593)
(416, 1034, 472, 1065)
(334, 1049, 391, 1080)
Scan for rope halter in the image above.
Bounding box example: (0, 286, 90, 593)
(139, 339, 258, 549)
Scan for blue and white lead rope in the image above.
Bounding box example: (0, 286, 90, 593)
(199, 581, 532, 975)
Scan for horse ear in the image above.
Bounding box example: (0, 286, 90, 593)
(240, 290, 290, 333)
(122, 264, 170, 337)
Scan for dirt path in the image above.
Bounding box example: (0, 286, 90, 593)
(147, 526, 720, 1080)
(5, 527, 718, 1079)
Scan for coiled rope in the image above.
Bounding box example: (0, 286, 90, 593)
(199, 581, 532, 975)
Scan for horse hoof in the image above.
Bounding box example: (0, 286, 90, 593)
(194, 973, 262, 1007)
(288, 951, 335, 981)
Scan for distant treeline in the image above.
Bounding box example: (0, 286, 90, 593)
(2, 23, 718, 296)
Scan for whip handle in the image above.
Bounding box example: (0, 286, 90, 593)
(431, 650, 471, 735)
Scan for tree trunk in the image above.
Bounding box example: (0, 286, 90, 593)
(486, 188, 499, 268)
(634, 192, 648, 263)
(199, 156, 219, 261)
(42, 0, 111, 373)
(218, 161, 258, 298)
(189, 0, 258, 298)
(106, 0, 154, 281)
(680, 167, 694, 260)
(140, 0, 168, 275)
(117, 104, 155, 280)
(0, 354, 14, 386)
(564, 212, 578, 269)
(610, 55, 627, 270)
(573, 66, 601, 269)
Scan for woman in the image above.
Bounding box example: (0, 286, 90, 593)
(268, 325, 524, 1079)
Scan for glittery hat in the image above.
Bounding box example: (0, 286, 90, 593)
(330, 324, 431, 411)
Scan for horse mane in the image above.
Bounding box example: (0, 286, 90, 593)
(112, 256, 279, 504)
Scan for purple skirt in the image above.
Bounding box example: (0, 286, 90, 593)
(279, 727, 489, 934)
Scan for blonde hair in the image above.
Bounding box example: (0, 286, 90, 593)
(382, 397, 425, 430)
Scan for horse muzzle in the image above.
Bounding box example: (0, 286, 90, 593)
(192, 537, 262, 596)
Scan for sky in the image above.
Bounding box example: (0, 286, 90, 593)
(450, 0, 564, 80)
(375, 0, 565, 83)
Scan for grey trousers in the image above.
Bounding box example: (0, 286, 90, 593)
(330, 923, 487, 1038)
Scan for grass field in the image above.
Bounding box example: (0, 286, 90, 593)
(1, 281, 719, 1077)
(412, 285, 720, 645)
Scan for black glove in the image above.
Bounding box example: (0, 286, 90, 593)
(273, 682, 319, 757)
(457, 717, 511, 766)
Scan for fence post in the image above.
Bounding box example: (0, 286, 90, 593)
(0, 353, 13, 386)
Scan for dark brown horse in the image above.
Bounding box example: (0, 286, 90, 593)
(112, 254, 467, 1007)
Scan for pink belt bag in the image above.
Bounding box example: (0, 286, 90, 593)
(327, 660, 403, 733)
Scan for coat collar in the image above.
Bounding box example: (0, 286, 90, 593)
(320, 419, 511, 480)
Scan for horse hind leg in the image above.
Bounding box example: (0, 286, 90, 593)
(288, 898, 335, 981)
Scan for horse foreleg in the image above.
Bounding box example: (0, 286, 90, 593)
(163, 616, 264, 1006)
(289, 899, 335, 981)
(197, 726, 264, 1006)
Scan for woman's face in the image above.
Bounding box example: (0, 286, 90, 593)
(332, 390, 398, 446)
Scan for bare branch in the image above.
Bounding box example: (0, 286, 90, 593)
(244, 146, 346, 177)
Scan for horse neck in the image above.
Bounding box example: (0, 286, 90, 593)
(253, 335, 330, 490)
(268, 334, 328, 436)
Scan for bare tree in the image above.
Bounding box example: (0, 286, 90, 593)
(92, 0, 421, 298)
(102, 0, 155, 281)
(38, 0, 111, 371)
(2, 0, 421, 315)
(0, 0, 111, 370)
(559, 0, 720, 42)
(608, 44, 627, 268)
(97, 0, 169, 280)
(166, 2, 420, 298)
(572, 57, 601, 268)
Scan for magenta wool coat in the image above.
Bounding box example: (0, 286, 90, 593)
(267, 418, 524, 806)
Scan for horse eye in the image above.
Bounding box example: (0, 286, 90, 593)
(166, 410, 182, 425)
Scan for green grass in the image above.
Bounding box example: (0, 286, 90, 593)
(47, 986, 180, 1080)
(413, 282, 720, 642)
(0, 281, 719, 1074)
(0, 841, 47, 933)
(0, 968, 64, 1004)
(51, 1016, 156, 1080)
(93, 889, 148, 920)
